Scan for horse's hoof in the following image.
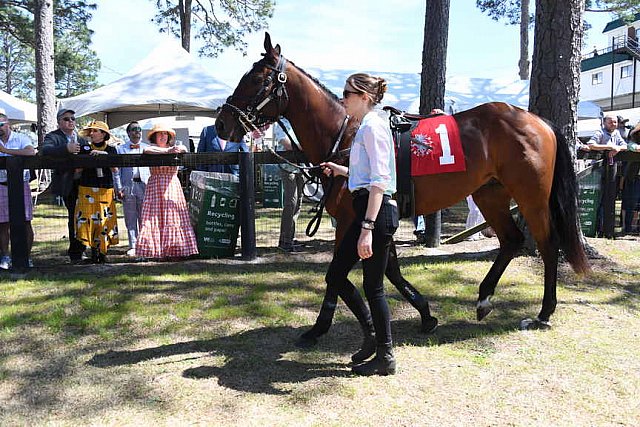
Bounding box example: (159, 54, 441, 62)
(476, 306, 492, 321)
(476, 302, 493, 321)
(519, 318, 552, 331)
(421, 316, 438, 334)
(294, 335, 318, 349)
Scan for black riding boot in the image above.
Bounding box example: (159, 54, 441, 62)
(352, 343, 396, 376)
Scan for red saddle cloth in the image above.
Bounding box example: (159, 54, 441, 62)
(410, 115, 465, 176)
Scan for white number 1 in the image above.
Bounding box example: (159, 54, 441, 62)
(435, 123, 454, 165)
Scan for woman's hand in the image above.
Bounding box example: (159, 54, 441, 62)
(320, 161, 348, 177)
(89, 149, 107, 156)
(358, 229, 373, 259)
(168, 145, 187, 154)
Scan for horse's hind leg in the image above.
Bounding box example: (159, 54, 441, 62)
(386, 240, 438, 333)
(471, 183, 525, 321)
(514, 202, 558, 330)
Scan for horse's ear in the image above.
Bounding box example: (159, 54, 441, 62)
(264, 32, 272, 52)
(263, 32, 281, 59)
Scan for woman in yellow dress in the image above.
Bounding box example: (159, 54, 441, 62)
(75, 121, 119, 263)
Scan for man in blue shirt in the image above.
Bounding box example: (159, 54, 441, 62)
(196, 124, 248, 176)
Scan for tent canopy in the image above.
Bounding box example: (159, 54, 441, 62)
(58, 40, 232, 128)
(0, 90, 37, 122)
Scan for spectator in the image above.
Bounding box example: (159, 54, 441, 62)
(274, 120, 304, 252)
(41, 109, 87, 264)
(465, 195, 484, 240)
(136, 124, 198, 260)
(0, 113, 36, 269)
(196, 124, 248, 176)
(75, 121, 119, 263)
(581, 115, 627, 160)
(582, 115, 627, 236)
(113, 121, 149, 257)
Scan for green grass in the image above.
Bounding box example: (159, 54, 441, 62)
(0, 236, 639, 426)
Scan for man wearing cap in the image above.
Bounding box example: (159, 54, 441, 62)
(113, 121, 149, 256)
(41, 108, 87, 263)
(0, 112, 36, 269)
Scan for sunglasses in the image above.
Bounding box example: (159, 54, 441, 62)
(342, 89, 360, 99)
(61, 117, 76, 122)
(129, 127, 142, 132)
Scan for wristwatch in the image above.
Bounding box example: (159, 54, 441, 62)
(361, 219, 375, 230)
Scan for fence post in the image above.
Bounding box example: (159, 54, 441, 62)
(239, 150, 257, 260)
(7, 156, 29, 270)
(601, 156, 617, 238)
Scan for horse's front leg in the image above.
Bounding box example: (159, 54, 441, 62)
(295, 285, 339, 348)
(294, 207, 351, 348)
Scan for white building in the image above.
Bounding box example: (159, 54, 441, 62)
(581, 13, 640, 111)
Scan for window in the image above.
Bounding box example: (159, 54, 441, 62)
(592, 72, 603, 85)
(621, 65, 632, 78)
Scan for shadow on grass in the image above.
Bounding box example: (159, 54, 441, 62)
(85, 312, 520, 396)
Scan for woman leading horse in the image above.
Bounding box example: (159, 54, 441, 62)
(216, 33, 589, 341)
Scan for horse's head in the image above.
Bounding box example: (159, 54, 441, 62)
(216, 32, 289, 142)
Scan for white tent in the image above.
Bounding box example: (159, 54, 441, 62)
(58, 40, 232, 128)
(0, 90, 37, 122)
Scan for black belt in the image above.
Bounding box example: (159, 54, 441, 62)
(132, 177, 142, 183)
(0, 182, 6, 186)
(352, 188, 369, 198)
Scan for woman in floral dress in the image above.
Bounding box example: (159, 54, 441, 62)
(75, 120, 119, 263)
(136, 124, 198, 259)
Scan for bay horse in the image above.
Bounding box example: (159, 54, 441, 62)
(216, 33, 589, 338)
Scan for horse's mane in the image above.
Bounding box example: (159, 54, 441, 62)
(259, 56, 342, 107)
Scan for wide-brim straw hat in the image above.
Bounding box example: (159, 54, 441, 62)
(79, 120, 111, 137)
(147, 123, 176, 142)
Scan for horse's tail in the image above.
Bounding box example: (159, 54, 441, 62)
(549, 125, 590, 274)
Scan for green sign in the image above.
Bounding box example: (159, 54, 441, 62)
(189, 171, 240, 257)
(578, 167, 602, 237)
(262, 164, 283, 208)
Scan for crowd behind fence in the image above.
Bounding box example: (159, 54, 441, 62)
(3, 149, 636, 271)
(1, 151, 441, 270)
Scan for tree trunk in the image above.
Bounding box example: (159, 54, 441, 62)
(518, 0, 530, 80)
(526, 0, 584, 254)
(34, 0, 56, 146)
(529, 0, 584, 145)
(179, 0, 192, 52)
(420, 0, 450, 248)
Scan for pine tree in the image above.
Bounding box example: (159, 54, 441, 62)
(151, 0, 275, 56)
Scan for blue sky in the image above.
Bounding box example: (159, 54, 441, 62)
(90, 0, 616, 88)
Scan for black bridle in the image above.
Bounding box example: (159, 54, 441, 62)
(221, 55, 290, 136)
